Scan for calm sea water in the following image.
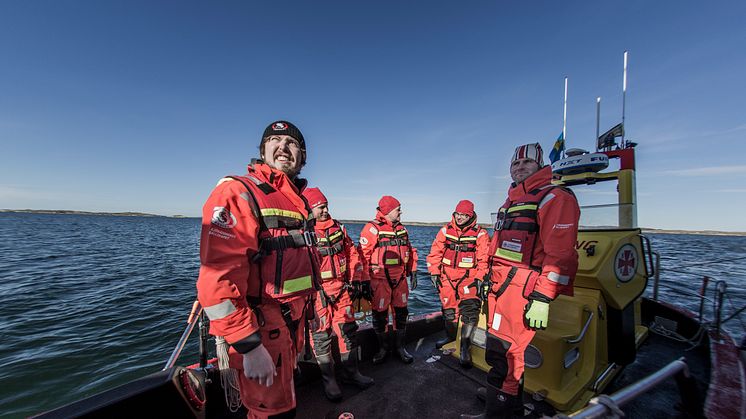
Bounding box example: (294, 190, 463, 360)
(0, 213, 744, 417)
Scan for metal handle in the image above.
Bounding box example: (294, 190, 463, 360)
(652, 250, 661, 301)
(566, 307, 594, 344)
(639, 234, 655, 278)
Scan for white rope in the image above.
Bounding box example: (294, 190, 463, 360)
(648, 319, 707, 351)
(216, 336, 242, 413)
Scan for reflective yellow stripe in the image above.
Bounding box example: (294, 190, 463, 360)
(445, 233, 477, 242)
(442, 257, 452, 265)
(395, 230, 407, 236)
(320, 271, 334, 279)
(379, 231, 397, 236)
(384, 258, 400, 265)
(282, 275, 313, 294)
(507, 204, 537, 213)
(260, 208, 304, 220)
(339, 264, 347, 273)
(458, 261, 475, 268)
(495, 248, 523, 262)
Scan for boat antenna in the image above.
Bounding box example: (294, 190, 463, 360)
(621, 50, 628, 148)
(563, 76, 568, 157)
(596, 96, 601, 152)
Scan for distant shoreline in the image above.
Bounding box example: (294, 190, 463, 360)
(0, 209, 189, 218)
(3, 209, 745, 236)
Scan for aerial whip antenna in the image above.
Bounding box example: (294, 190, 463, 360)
(596, 97, 601, 151)
(622, 50, 628, 148)
(563, 76, 568, 157)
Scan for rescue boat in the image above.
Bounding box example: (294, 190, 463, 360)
(33, 132, 746, 419)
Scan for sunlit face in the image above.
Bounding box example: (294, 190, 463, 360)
(453, 212, 471, 226)
(261, 135, 304, 178)
(510, 158, 540, 184)
(311, 203, 330, 221)
(385, 206, 401, 224)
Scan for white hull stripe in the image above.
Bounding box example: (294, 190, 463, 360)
(547, 271, 570, 285)
(204, 300, 237, 320)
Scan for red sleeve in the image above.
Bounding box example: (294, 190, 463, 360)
(342, 227, 362, 282)
(408, 245, 418, 274)
(532, 188, 580, 300)
(426, 226, 448, 275)
(359, 222, 379, 274)
(475, 227, 491, 279)
(196, 179, 263, 344)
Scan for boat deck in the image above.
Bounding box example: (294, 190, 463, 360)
(293, 324, 709, 418)
(296, 334, 497, 419)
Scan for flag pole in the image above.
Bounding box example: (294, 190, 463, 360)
(596, 97, 601, 151)
(563, 76, 568, 157)
(621, 50, 628, 148)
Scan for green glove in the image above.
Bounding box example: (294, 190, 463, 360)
(524, 299, 550, 330)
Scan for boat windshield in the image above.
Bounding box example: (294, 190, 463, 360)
(571, 180, 635, 230)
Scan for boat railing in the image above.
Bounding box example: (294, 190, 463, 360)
(163, 301, 204, 371)
(648, 256, 744, 340)
(565, 358, 702, 418)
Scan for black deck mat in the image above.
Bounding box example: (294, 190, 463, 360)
(294, 328, 711, 419)
(295, 336, 488, 419)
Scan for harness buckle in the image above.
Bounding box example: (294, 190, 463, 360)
(280, 303, 292, 319)
(303, 231, 318, 246)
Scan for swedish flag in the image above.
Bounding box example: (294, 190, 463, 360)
(549, 132, 565, 163)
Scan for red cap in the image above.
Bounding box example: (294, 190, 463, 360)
(454, 200, 475, 217)
(378, 195, 401, 215)
(302, 187, 328, 209)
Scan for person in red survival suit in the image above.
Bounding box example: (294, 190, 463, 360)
(197, 120, 321, 419)
(359, 196, 419, 365)
(461, 143, 580, 419)
(426, 200, 490, 368)
(301, 187, 374, 401)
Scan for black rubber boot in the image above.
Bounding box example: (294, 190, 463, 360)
(340, 351, 374, 389)
(372, 332, 388, 365)
(460, 323, 476, 368)
(435, 319, 458, 349)
(316, 354, 342, 402)
(395, 329, 414, 364)
(460, 385, 516, 419)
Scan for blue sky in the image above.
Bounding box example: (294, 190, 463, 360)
(1, 1, 745, 231)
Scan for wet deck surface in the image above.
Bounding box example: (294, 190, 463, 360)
(294, 328, 710, 419)
(295, 334, 490, 419)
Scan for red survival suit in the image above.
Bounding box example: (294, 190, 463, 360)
(311, 217, 364, 354)
(359, 209, 418, 363)
(484, 165, 580, 397)
(359, 212, 418, 313)
(196, 162, 319, 419)
(427, 212, 489, 329)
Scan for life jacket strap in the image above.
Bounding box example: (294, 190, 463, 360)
(376, 238, 409, 247)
